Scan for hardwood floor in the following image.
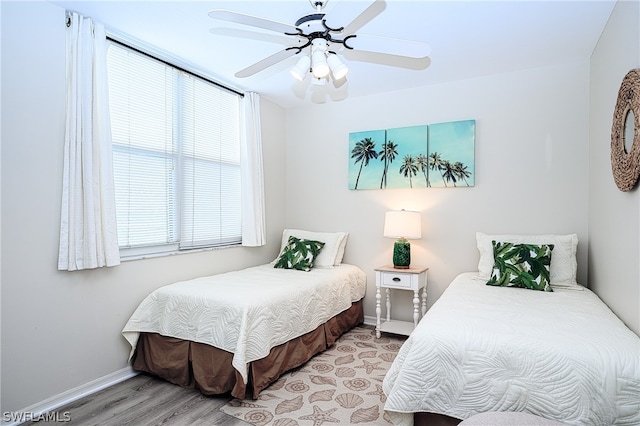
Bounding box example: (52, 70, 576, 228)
(21, 326, 388, 425)
(22, 374, 251, 426)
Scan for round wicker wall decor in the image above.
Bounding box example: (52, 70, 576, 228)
(611, 68, 640, 192)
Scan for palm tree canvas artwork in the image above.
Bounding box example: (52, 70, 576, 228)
(349, 125, 428, 189)
(428, 120, 475, 187)
(349, 120, 475, 189)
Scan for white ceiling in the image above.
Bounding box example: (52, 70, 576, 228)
(49, 0, 616, 109)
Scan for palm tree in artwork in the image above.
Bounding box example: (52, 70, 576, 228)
(453, 162, 472, 186)
(441, 160, 458, 186)
(379, 140, 398, 189)
(399, 154, 419, 188)
(429, 152, 447, 187)
(350, 137, 379, 189)
(415, 154, 430, 187)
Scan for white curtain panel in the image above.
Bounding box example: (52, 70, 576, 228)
(58, 12, 120, 271)
(240, 92, 267, 247)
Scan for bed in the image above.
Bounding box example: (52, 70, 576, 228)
(382, 233, 640, 426)
(122, 229, 366, 399)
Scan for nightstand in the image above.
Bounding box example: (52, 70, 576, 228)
(374, 265, 428, 338)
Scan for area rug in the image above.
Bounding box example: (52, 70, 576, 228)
(220, 326, 406, 425)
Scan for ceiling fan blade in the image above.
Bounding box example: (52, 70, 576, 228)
(208, 10, 298, 35)
(209, 27, 300, 47)
(345, 34, 431, 59)
(324, 0, 386, 34)
(235, 49, 298, 78)
(342, 49, 431, 71)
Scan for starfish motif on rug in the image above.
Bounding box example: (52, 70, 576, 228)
(367, 383, 387, 403)
(355, 359, 386, 374)
(298, 405, 340, 426)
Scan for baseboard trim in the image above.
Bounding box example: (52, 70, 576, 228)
(2, 367, 137, 426)
(363, 315, 377, 327)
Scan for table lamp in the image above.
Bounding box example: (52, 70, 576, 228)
(383, 210, 422, 269)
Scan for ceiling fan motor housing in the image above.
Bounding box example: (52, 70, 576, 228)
(295, 13, 334, 43)
(290, 13, 354, 54)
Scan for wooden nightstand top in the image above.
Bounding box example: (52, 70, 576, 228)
(375, 265, 428, 274)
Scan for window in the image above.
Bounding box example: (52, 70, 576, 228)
(106, 41, 242, 257)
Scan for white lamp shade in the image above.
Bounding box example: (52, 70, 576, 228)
(327, 54, 348, 80)
(290, 55, 310, 81)
(384, 210, 421, 239)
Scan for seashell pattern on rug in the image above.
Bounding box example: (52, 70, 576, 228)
(220, 326, 406, 425)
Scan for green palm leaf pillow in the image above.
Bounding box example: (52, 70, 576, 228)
(274, 236, 325, 272)
(487, 241, 554, 292)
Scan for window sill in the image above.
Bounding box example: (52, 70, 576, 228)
(119, 243, 242, 262)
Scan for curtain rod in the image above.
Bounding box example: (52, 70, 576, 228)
(65, 10, 244, 98)
(106, 37, 244, 98)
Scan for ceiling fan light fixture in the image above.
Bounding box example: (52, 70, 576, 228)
(326, 53, 348, 80)
(290, 54, 311, 81)
(311, 76, 327, 86)
(310, 38, 330, 79)
(311, 50, 330, 78)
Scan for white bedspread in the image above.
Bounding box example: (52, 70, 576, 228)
(122, 263, 366, 382)
(383, 272, 640, 426)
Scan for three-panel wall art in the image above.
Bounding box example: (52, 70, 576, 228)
(349, 120, 475, 189)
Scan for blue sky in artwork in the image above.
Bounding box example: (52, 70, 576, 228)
(429, 120, 475, 187)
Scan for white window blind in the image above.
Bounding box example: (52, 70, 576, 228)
(107, 41, 242, 255)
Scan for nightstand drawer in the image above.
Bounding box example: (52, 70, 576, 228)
(381, 272, 412, 289)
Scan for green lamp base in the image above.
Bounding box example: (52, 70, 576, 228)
(392, 239, 411, 269)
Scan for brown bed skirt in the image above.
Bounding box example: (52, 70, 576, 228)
(132, 300, 364, 399)
(414, 412, 462, 426)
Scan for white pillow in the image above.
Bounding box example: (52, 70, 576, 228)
(476, 232, 579, 287)
(335, 233, 349, 264)
(276, 229, 348, 268)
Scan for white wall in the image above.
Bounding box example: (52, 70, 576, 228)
(0, 1, 287, 412)
(285, 62, 591, 323)
(588, 0, 640, 335)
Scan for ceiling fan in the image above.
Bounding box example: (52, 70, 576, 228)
(208, 0, 431, 86)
